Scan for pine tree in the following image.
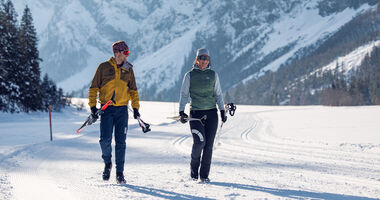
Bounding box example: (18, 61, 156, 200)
(18, 5, 42, 112)
(0, 1, 66, 112)
(0, 0, 21, 112)
(40, 73, 66, 111)
(41, 73, 52, 111)
(0, 1, 6, 111)
(55, 88, 67, 111)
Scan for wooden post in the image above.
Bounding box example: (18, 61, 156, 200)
(49, 105, 53, 141)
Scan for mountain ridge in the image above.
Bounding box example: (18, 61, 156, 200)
(13, 0, 378, 101)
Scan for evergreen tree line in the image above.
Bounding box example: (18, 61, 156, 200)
(317, 0, 379, 17)
(226, 3, 380, 106)
(0, 0, 66, 112)
(319, 46, 380, 106)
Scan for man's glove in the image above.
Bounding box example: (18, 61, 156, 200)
(91, 106, 98, 117)
(179, 111, 188, 124)
(89, 106, 99, 125)
(133, 108, 140, 119)
(220, 110, 227, 123)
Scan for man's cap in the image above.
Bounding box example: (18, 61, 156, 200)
(112, 41, 129, 53)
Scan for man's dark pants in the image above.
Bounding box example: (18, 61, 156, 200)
(99, 106, 128, 173)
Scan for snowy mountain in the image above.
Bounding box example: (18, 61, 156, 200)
(224, 3, 380, 106)
(13, 0, 379, 100)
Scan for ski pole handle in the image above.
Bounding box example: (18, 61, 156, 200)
(101, 99, 113, 111)
(101, 90, 116, 111)
(94, 99, 113, 116)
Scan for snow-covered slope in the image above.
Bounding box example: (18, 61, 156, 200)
(240, 3, 376, 84)
(0, 101, 380, 199)
(315, 40, 380, 76)
(285, 40, 380, 93)
(13, 0, 378, 100)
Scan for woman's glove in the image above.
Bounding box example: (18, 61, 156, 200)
(220, 110, 227, 123)
(179, 111, 188, 124)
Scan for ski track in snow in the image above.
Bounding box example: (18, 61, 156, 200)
(170, 107, 380, 199)
(1, 103, 380, 199)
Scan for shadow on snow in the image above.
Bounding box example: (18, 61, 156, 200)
(119, 183, 213, 200)
(210, 181, 377, 200)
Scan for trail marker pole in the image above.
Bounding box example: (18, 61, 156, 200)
(49, 105, 53, 141)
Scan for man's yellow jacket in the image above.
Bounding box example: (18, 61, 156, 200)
(88, 57, 139, 110)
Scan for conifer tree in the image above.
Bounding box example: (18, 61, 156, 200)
(41, 73, 52, 111)
(0, 0, 20, 112)
(0, 1, 66, 112)
(40, 73, 66, 111)
(0, 1, 6, 111)
(18, 5, 42, 111)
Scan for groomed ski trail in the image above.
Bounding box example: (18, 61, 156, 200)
(1, 103, 379, 199)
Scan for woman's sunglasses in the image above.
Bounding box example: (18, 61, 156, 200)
(198, 55, 209, 61)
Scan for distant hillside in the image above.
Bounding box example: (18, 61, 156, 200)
(13, 0, 378, 102)
(227, 4, 380, 105)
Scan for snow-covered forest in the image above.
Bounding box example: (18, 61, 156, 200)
(0, 1, 66, 112)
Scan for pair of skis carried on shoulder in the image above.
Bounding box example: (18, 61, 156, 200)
(76, 91, 150, 134)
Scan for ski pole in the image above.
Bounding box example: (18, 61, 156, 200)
(213, 122, 224, 149)
(137, 116, 151, 133)
(128, 107, 151, 133)
(95, 93, 116, 116)
(76, 91, 116, 133)
(167, 115, 207, 125)
(214, 103, 237, 149)
(186, 115, 207, 125)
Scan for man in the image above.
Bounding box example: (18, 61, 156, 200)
(88, 40, 140, 184)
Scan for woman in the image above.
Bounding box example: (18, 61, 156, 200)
(178, 48, 227, 183)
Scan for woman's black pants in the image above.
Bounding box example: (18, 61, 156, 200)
(189, 108, 218, 179)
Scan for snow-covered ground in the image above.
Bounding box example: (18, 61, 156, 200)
(0, 100, 379, 199)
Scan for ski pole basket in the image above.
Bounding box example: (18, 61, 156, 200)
(128, 107, 151, 133)
(137, 117, 151, 133)
(226, 103, 236, 116)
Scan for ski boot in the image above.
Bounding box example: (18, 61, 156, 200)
(190, 168, 198, 181)
(200, 178, 210, 183)
(116, 172, 126, 184)
(102, 163, 112, 181)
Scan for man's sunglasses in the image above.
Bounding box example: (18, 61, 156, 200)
(198, 55, 209, 61)
(120, 50, 129, 56)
